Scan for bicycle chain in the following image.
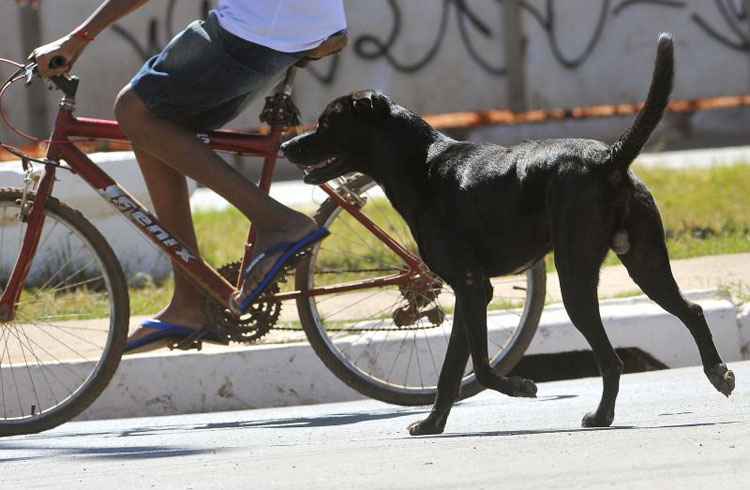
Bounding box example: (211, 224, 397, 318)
(202, 259, 448, 339)
(271, 271, 448, 333)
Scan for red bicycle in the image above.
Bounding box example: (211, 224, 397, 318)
(0, 59, 545, 435)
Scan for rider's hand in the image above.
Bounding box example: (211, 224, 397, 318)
(31, 34, 89, 78)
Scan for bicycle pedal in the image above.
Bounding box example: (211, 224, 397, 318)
(169, 338, 203, 352)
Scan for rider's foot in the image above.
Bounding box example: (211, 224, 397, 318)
(232, 212, 318, 310)
(126, 302, 209, 348)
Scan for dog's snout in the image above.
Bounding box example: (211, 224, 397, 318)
(280, 139, 292, 156)
(281, 133, 310, 160)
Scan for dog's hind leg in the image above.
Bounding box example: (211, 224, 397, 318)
(408, 301, 470, 436)
(556, 262, 623, 427)
(617, 188, 735, 397)
(456, 276, 538, 399)
(552, 184, 624, 427)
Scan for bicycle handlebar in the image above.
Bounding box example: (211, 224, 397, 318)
(0, 57, 78, 145)
(49, 73, 79, 98)
(24, 57, 80, 98)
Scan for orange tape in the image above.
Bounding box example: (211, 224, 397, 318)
(2, 94, 748, 161)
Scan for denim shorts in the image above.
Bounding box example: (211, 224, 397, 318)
(130, 12, 304, 131)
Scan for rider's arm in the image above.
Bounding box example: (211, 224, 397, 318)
(33, 0, 151, 78)
(73, 0, 151, 40)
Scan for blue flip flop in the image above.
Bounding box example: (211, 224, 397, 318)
(125, 319, 204, 354)
(235, 227, 330, 314)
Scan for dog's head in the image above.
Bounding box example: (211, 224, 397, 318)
(282, 89, 394, 184)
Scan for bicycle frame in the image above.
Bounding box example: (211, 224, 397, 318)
(0, 71, 425, 321)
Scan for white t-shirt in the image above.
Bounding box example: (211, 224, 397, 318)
(215, 0, 347, 53)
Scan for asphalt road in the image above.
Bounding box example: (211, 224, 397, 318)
(1, 362, 748, 490)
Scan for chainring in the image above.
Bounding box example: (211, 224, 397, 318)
(203, 261, 283, 344)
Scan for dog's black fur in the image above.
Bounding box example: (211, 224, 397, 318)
(282, 34, 735, 435)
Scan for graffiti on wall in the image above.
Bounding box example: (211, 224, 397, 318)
(342, 0, 748, 76)
(102, 0, 748, 84)
(690, 0, 749, 51)
(110, 0, 212, 61)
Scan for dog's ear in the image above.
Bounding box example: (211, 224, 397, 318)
(352, 90, 374, 112)
(351, 90, 389, 120)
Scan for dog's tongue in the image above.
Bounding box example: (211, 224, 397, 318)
(303, 160, 348, 184)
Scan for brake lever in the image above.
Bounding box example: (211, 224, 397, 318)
(23, 62, 38, 86)
(23, 57, 79, 98)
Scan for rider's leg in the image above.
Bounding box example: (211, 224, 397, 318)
(117, 13, 314, 342)
(117, 89, 313, 235)
(130, 148, 209, 329)
(116, 93, 316, 336)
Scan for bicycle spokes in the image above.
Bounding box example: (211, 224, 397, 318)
(0, 190, 127, 431)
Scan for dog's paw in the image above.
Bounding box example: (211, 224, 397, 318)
(581, 410, 614, 428)
(705, 364, 735, 397)
(509, 376, 537, 398)
(408, 417, 446, 436)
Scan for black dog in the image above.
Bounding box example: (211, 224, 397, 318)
(282, 34, 735, 435)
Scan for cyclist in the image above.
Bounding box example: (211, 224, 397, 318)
(27, 0, 345, 352)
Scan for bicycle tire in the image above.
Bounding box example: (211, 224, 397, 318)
(295, 175, 545, 406)
(0, 188, 129, 436)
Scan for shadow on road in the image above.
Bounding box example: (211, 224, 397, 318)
(7, 407, 428, 443)
(533, 394, 579, 402)
(407, 420, 741, 440)
(112, 408, 428, 439)
(0, 408, 428, 462)
(0, 444, 222, 463)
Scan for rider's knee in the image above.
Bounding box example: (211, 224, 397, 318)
(114, 86, 146, 136)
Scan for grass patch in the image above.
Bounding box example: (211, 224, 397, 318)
(16, 164, 750, 319)
(193, 164, 750, 313)
(626, 163, 750, 260)
(610, 289, 644, 300)
(544, 163, 750, 271)
(193, 207, 251, 267)
(194, 164, 750, 274)
(130, 279, 174, 316)
(717, 280, 750, 305)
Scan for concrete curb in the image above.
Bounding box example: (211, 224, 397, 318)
(77, 290, 746, 421)
(527, 290, 743, 368)
(738, 304, 750, 360)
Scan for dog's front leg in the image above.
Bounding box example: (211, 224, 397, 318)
(458, 278, 537, 398)
(408, 302, 470, 436)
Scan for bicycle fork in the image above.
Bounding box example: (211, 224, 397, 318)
(0, 165, 56, 322)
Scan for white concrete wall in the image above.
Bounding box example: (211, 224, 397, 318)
(739, 304, 750, 359)
(1, 1, 749, 145)
(523, 0, 750, 108)
(2, 2, 749, 279)
(0, 152, 197, 280)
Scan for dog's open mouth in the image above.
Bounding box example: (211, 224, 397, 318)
(301, 156, 350, 185)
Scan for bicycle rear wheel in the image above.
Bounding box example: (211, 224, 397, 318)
(296, 176, 545, 406)
(0, 189, 129, 435)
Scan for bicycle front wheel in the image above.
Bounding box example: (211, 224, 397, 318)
(0, 189, 129, 435)
(296, 176, 546, 406)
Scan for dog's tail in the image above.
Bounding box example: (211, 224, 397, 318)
(609, 33, 674, 172)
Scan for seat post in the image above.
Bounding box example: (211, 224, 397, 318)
(243, 67, 302, 277)
(259, 67, 301, 128)
(277, 67, 297, 97)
